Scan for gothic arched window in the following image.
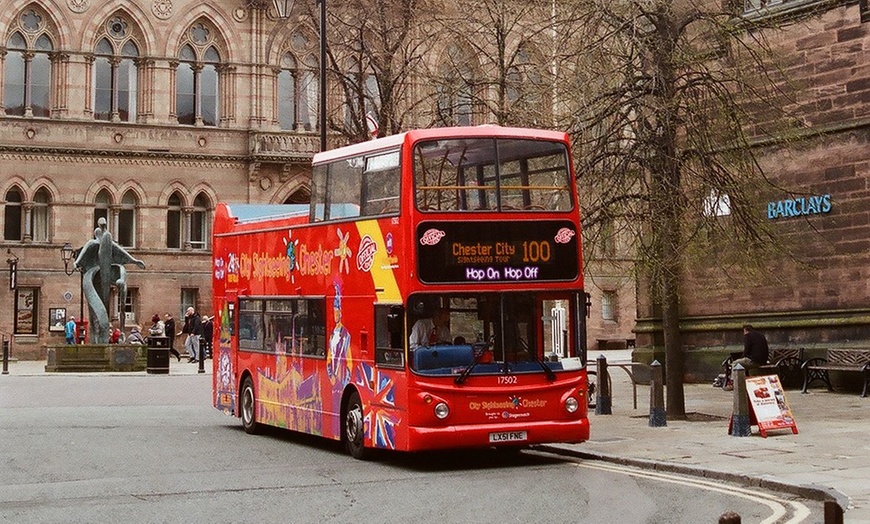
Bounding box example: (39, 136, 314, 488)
(167, 191, 183, 248)
(93, 16, 140, 122)
(93, 189, 111, 229)
(277, 32, 320, 131)
(3, 9, 54, 118)
(4, 187, 23, 241)
(191, 193, 211, 250)
(277, 52, 298, 130)
(31, 187, 51, 242)
(436, 45, 475, 127)
(118, 190, 138, 247)
(176, 22, 223, 127)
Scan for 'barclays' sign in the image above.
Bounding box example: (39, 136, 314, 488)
(767, 194, 831, 220)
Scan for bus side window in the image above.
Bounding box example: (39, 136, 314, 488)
(303, 299, 326, 357)
(375, 305, 404, 367)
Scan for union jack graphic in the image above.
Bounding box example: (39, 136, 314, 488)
(354, 363, 400, 449)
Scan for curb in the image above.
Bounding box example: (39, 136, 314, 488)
(536, 445, 851, 511)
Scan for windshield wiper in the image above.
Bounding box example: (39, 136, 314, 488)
(455, 342, 490, 384)
(535, 356, 557, 382)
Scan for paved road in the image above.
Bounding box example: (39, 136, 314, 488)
(1, 366, 822, 523)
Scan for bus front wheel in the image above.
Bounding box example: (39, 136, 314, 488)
(240, 376, 260, 434)
(344, 391, 370, 460)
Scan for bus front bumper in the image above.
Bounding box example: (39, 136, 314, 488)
(406, 419, 590, 451)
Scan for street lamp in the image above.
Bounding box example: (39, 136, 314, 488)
(60, 242, 75, 276)
(272, 0, 327, 151)
(60, 242, 84, 324)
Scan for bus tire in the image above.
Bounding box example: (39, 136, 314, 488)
(240, 376, 260, 435)
(344, 391, 369, 460)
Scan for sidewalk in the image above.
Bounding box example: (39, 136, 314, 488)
(3, 354, 868, 521)
(1, 358, 212, 377)
(544, 352, 870, 522)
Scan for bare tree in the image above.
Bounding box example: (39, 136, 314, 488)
(321, 0, 438, 142)
(568, 0, 802, 418)
(423, 0, 587, 127)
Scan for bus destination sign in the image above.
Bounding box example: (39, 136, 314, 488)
(416, 220, 579, 284)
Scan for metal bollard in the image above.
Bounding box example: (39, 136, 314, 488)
(718, 511, 741, 523)
(648, 360, 666, 427)
(824, 500, 843, 524)
(2, 338, 9, 375)
(729, 363, 751, 436)
(198, 337, 205, 374)
(595, 354, 611, 415)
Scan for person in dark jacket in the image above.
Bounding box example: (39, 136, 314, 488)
(734, 324, 769, 372)
(201, 315, 214, 359)
(163, 313, 180, 362)
(181, 307, 202, 363)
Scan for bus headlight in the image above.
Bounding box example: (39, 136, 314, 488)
(565, 396, 579, 413)
(434, 402, 450, 419)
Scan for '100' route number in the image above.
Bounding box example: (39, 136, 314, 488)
(522, 241, 551, 263)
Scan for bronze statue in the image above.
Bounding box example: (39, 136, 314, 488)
(73, 218, 145, 344)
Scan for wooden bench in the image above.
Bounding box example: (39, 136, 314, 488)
(801, 348, 870, 397)
(722, 347, 805, 388)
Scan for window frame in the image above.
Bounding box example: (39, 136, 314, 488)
(237, 297, 327, 358)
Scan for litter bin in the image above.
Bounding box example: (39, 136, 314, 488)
(146, 336, 170, 374)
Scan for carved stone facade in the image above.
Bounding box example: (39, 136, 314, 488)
(0, 0, 638, 359)
(0, 1, 316, 358)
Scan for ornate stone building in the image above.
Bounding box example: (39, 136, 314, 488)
(0, 0, 640, 360)
(0, 0, 320, 358)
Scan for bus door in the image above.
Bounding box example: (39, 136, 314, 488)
(214, 292, 238, 414)
(374, 304, 405, 368)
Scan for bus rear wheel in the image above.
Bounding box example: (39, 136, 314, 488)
(240, 376, 260, 434)
(344, 391, 370, 460)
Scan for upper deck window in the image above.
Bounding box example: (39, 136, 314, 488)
(413, 138, 572, 212)
(310, 148, 400, 222)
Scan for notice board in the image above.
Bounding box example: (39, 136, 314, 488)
(745, 375, 799, 437)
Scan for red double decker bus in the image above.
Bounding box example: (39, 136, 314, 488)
(212, 126, 590, 458)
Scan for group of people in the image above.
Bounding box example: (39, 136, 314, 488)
(144, 307, 214, 363)
(67, 308, 214, 365)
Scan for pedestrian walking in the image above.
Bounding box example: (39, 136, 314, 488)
(149, 313, 181, 362)
(164, 312, 180, 362)
(201, 315, 214, 359)
(65, 316, 77, 345)
(181, 307, 202, 363)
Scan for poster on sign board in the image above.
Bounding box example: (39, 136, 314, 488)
(745, 375, 798, 437)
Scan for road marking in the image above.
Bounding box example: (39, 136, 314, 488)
(573, 461, 811, 523)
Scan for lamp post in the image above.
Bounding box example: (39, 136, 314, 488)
(60, 242, 84, 322)
(272, 0, 327, 151)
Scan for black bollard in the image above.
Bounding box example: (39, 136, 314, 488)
(198, 338, 205, 374)
(718, 511, 741, 523)
(649, 360, 666, 427)
(2, 338, 9, 375)
(595, 354, 612, 415)
(729, 363, 751, 436)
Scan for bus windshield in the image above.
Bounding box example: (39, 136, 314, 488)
(413, 138, 572, 212)
(407, 292, 580, 377)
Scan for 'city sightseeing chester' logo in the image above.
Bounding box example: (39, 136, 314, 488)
(420, 228, 446, 246)
(554, 228, 575, 244)
(357, 235, 377, 272)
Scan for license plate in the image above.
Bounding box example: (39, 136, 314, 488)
(489, 431, 527, 443)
